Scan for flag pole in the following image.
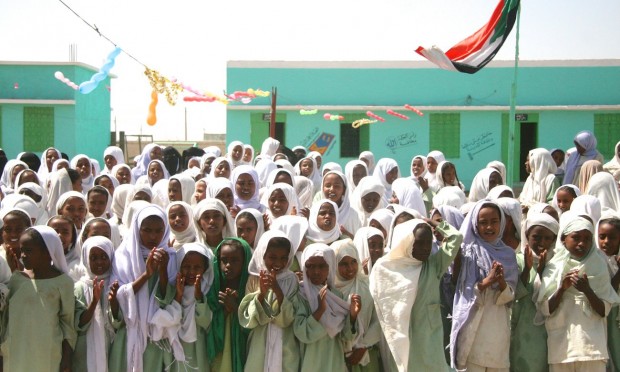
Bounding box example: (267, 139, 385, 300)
(507, 2, 521, 188)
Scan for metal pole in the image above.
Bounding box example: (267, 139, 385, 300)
(507, 3, 521, 187)
(269, 86, 277, 138)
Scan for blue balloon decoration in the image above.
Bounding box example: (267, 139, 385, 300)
(79, 47, 121, 94)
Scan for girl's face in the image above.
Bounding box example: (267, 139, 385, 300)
(214, 161, 231, 179)
(219, 244, 244, 281)
(411, 225, 433, 262)
(361, 192, 381, 214)
(274, 172, 293, 186)
(338, 255, 358, 281)
(305, 256, 329, 285)
(150, 146, 162, 161)
(168, 179, 182, 202)
(562, 229, 592, 259)
(148, 162, 164, 183)
(60, 197, 87, 228)
(552, 151, 565, 167)
(235, 174, 256, 201)
(369, 219, 387, 240)
(85, 221, 111, 240)
(427, 157, 438, 173)
(315, 156, 323, 170)
(488, 171, 502, 190)
(322, 173, 345, 204)
(133, 191, 151, 203)
(300, 159, 313, 177)
(524, 154, 532, 174)
(385, 167, 399, 185)
(231, 145, 243, 162)
(194, 180, 207, 203)
(526, 225, 556, 256)
(263, 245, 290, 274)
(56, 161, 69, 171)
(268, 189, 289, 218)
(235, 216, 258, 247)
(115, 167, 131, 185)
(202, 157, 215, 176)
(442, 165, 456, 185)
(316, 203, 336, 231)
(574, 141, 586, 156)
(477, 206, 501, 242)
(543, 206, 560, 222)
(351, 165, 367, 187)
(556, 189, 575, 212)
(88, 192, 108, 218)
(598, 222, 620, 257)
(139, 216, 165, 249)
(431, 211, 444, 242)
(216, 188, 234, 210)
(46, 149, 59, 170)
(3, 214, 29, 252)
(97, 176, 115, 196)
(89, 247, 111, 276)
(199, 210, 225, 237)
(242, 148, 252, 162)
(180, 252, 207, 285)
(411, 158, 425, 177)
(19, 233, 51, 271)
(394, 212, 414, 226)
(48, 218, 74, 252)
(168, 204, 190, 233)
(76, 158, 91, 179)
(104, 154, 117, 170)
(368, 235, 384, 262)
(11, 165, 25, 185)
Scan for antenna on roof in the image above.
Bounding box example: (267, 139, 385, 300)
(69, 43, 77, 62)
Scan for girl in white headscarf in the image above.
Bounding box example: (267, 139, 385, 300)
(359, 151, 376, 175)
(242, 144, 255, 165)
(436, 161, 465, 191)
(260, 137, 280, 159)
(372, 158, 400, 204)
(234, 208, 265, 251)
(352, 176, 386, 227)
(318, 170, 361, 238)
(571, 194, 602, 227)
(206, 177, 234, 213)
(496, 198, 523, 251)
(344, 160, 368, 197)
(131, 143, 161, 180)
(353, 226, 384, 275)
(563, 131, 604, 186)
(70, 154, 95, 193)
(136, 159, 170, 187)
(425, 150, 446, 190)
(368, 209, 394, 245)
(193, 198, 236, 250)
(519, 148, 559, 206)
(240, 230, 300, 372)
(37, 147, 62, 179)
(294, 176, 314, 209)
(111, 163, 134, 185)
(108, 204, 177, 371)
(231, 165, 264, 212)
(551, 184, 581, 215)
(306, 200, 341, 245)
(270, 215, 309, 276)
(390, 177, 427, 218)
(262, 183, 300, 224)
(0, 159, 28, 195)
(537, 216, 620, 371)
(102, 146, 125, 175)
(73, 236, 115, 372)
(167, 174, 195, 206)
(586, 172, 620, 213)
(604, 141, 620, 174)
(295, 156, 321, 194)
(294, 243, 360, 371)
(166, 201, 198, 250)
(227, 140, 245, 169)
(487, 185, 515, 200)
(433, 186, 467, 210)
(467, 167, 503, 203)
(370, 218, 462, 371)
(3, 225, 75, 372)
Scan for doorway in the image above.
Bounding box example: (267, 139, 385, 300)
(519, 122, 537, 181)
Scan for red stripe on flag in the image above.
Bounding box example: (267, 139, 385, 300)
(445, 0, 505, 61)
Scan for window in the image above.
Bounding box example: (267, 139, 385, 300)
(429, 113, 460, 158)
(594, 113, 620, 160)
(340, 113, 369, 158)
(23, 107, 54, 152)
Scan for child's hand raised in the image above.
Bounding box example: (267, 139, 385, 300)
(108, 280, 120, 316)
(175, 273, 185, 303)
(574, 273, 593, 294)
(317, 284, 328, 312)
(154, 248, 169, 274)
(7, 249, 23, 273)
(362, 257, 370, 275)
(92, 277, 105, 303)
(350, 294, 362, 322)
(145, 249, 158, 277)
(194, 274, 202, 301)
(219, 288, 238, 314)
(561, 270, 578, 290)
(524, 244, 534, 272)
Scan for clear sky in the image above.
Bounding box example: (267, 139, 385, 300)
(1, 0, 619, 141)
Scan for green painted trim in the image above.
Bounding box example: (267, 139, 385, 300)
(594, 113, 620, 159)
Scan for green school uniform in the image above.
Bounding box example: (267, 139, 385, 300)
(404, 222, 461, 371)
(171, 294, 212, 372)
(239, 280, 301, 372)
(510, 254, 549, 372)
(294, 287, 356, 372)
(608, 305, 620, 371)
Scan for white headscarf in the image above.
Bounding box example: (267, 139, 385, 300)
(570, 194, 602, 226)
(262, 183, 300, 222)
(563, 131, 600, 186)
(519, 148, 557, 205)
(368, 209, 395, 237)
(487, 185, 515, 200)
(409, 155, 427, 179)
(353, 227, 384, 273)
(300, 243, 350, 337)
(55, 190, 87, 222)
(320, 171, 359, 232)
(256, 159, 278, 188)
(551, 184, 582, 215)
(604, 141, 620, 174)
(468, 167, 501, 203)
(102, 146, 125, 171)
(294, 176, 314, 209)
(352, 176, 386, 226)
(391, 178, 427, 217)
(496, 197, 523, 245)
(344, 160, 368, 196)
(37, 147, 61, 178)
(70, 154, 94, 193)
(111, 204, 174, 371)
(46, 168, 74, 216)
(260, 137, 280, 158)
(359, 151, 376, 174)
(270, 215, 309, 266)
(586, 172, 620, 213)
(234, 208, 266, 250)
(294, 156, 321, 193)
(131, 143, 160, 179)
(111, 163, 135, 185)
(231, 165, 262, 211)
(433, 186, 467, 210)
(227, 140, 245, 168)
(436, 161, 464, 190)
(14, 182, 49, 224)
(203, 146, 221, 157)
(242, 144, 255, 165)
(30, 225, 69, 273)
(321, 162, 342, 175)
(169, 174, 196, 206)
(79, 236, 115, 372)
(306, 200, 340, 245)
(166, 201, 198, 249)
(369, 219, 427, 371)
(373, 158, 399, 203)
(0, 159, 28, 194)
(193, 198, 235, 249)
(424, 150, 445, 189)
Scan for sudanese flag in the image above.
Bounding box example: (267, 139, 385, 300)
(416, 0, 520, 74)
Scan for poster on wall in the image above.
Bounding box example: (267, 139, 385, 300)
(308, 132, 335, 155)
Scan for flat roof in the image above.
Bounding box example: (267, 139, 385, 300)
(227, 59, 620, 69)
(0, 61, 117, 77)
